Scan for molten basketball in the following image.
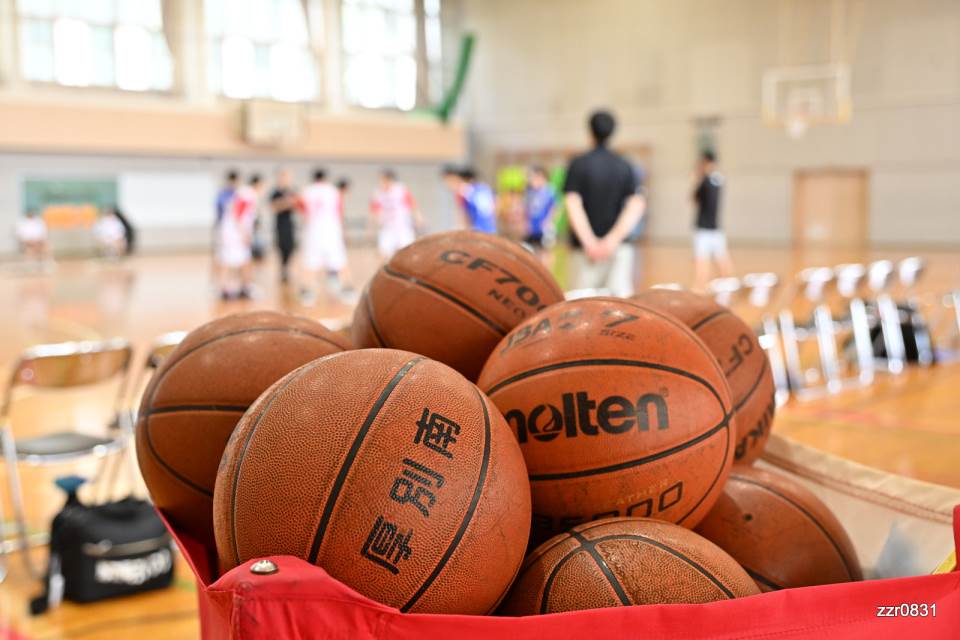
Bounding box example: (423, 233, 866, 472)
(477, 297, 735, 544)
(500, 517, 759, 614)
(352, 230, 564, 381)
(695, 466, 862, 591)
(136, 311, 351, 549)
(633, 289, 776, 464)
(213, 349, 531, 615)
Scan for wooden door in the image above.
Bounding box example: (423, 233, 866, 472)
(792, 170, 868, 247)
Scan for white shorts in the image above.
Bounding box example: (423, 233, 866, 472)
(378, 226, 416, 258)
(218, 241, 251, 268)
(303, 223, 347, 272)
(569, 244, 636, 297)
(694, 229, 728, 259)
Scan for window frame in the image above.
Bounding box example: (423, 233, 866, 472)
(14, 0, 176, 95)
(339, 0, 444, 113)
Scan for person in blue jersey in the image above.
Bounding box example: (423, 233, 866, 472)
(524, 165, 556, 263)
(211, 169, 239, 280)
(443, 166, 497, 234)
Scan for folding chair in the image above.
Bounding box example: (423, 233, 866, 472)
(779, 267, 841, 398)
(897, 257, 934, 367)
(707, 277, 742, 307)
(868, 260, 907, 374)
(833, 263, 875, 385)
(742, 272, 789, 406)
(0, 338, 133, 580)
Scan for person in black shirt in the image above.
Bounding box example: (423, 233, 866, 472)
(563, 110, 645, 295)
(270, 168, 297, 284)
(692, 150, 734, 290)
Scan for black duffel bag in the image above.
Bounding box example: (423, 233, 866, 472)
(31, 476, 174, 614)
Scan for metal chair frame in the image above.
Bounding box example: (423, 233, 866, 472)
(0, 338, 133, 581)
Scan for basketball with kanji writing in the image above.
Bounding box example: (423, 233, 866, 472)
(477, 297, 735, 545)
(695, 466, 862, 591)
(632, 289, 776, 464)
(213, 348, 532, 614)
(351, 230, 564, 381)
(136, 311, 351, 551)
(499, 517, 759, 614)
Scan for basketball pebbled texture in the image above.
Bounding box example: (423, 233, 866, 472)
(352, 230, 564, 381)
(477, 297, 735, 545)
(213, 348, 532, 615)
(500, 517, 759, 615)
(633, 289, 776, 464)
(695, 465, 862, 591)
(136, 311, 351, 550)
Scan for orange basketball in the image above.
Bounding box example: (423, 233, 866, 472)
(136, 311, 350, 549)
(352, 230, 564, 381)
(500, 517, 759, 614)
(695, 466, 862, 591)
(633, 289, 776, 464)
(477, 297, 735, 544)
(213, 349, 531, 615)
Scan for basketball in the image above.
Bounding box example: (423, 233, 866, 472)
(633, 289, 776, 464)
(695, 466, 862, 591)
(500, 517, 759, 614)
(477, 297, 735, 544)
(351, 230, 564, 381)
(213, 348, 531, 615)
(135, 311, 351, 549)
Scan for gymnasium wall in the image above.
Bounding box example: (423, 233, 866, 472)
(457, 0, 960, 247)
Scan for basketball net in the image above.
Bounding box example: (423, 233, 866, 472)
(785, 111, 810, 139)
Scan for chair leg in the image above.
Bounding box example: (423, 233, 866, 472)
(779, 309, 805, 394)
(813, 304, 842, 392)
(760, 315, 790, 406)
(1, 427, 39, 578)
(849, 298, 876, 384)
(877, 293, 906, 374)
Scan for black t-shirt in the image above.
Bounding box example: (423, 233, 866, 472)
(270, 188, 294, 226)
(563, 146, 639, 248)
(694, 172, 724, 230)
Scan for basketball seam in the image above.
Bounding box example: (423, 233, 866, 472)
(569, 530, 632, 606)
(690, 309, 732, 331)
(728, 474, 858, 580)
(676, 412, 732, 526)
(381, 265, 509, 336)
(590, 533, 738, 599)
(401, 387, 493, 612)
(528, 414, 731, 482)
(733, 356, 771, 414)
(364, 289, 387, 347)
(538, 542, 582, 614)
(484, 357, 727, 408)
(227, 354, 349, 567)
(142, 328, 347, 502)
(745, 567, 785, 591)
(143, 404, 249, 416)
(307, 356, 424, 565)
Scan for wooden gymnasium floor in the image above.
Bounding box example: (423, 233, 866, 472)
(0, 241, 958, 639)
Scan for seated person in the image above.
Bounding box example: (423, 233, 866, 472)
(94, 207, 128, 258)
(15, 209, 50, 261)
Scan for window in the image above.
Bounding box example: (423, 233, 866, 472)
(205, 0, 318, 102)
(341, 0, 443, 111)
(16, 0, 173, 91)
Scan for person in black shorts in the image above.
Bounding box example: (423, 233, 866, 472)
(563, 110, 646, 295)
(270, 168, 297, 284)
(692, 150, 734, 290)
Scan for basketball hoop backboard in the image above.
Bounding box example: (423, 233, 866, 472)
(761, 64, 852, 138)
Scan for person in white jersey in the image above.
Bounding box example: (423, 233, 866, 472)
(94, 207, 127, 258)
(370, 169, 423, 260)
(218, 174, 263, 300)
(298, 168, 352, 301)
